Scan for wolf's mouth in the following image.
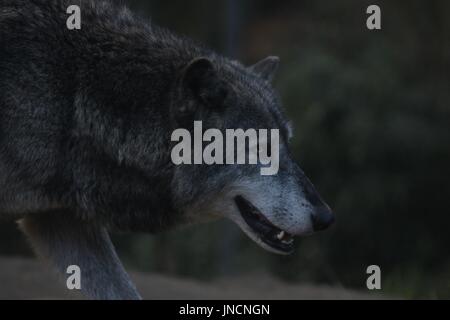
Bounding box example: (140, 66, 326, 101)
(234, 196, 294, 254)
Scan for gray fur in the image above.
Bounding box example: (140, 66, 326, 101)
(0, 0, 333, 299)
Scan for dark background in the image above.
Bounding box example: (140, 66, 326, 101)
(1, 0, 449, 298)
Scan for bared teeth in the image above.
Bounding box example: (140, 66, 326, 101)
(276, 231, 285, 240)
(275, 230, 294, 244)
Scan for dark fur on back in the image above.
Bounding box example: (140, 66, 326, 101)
(0, 0, 328, 300)
(0, 0, 231, 299)
(0, 0, 219, 232)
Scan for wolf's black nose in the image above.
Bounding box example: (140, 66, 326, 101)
(311, 206, 335, 231)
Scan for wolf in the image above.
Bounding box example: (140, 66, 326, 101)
(0, 0, 334, 299)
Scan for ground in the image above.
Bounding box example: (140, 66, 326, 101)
(0, 256, 381, 299)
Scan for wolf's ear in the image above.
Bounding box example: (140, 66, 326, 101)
(182, 57, 231, 109)
(250, 56, 280, 82)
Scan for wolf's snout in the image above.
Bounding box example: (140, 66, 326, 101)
(296, 171, 334, 231)
(311, 206, 335, 231)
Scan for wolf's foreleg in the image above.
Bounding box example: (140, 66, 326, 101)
(19, 211, 141, 300)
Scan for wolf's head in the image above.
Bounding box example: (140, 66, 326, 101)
(169, 56, 334, 254)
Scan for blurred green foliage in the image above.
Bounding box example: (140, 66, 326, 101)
(1, 0, 448, 298)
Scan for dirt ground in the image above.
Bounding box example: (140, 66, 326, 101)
(0, 256, 381, 300)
